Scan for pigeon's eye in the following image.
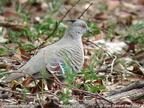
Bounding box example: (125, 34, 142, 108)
(81, 24, 86, 28)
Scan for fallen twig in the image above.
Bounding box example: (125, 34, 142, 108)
(0, 21, 27, 31)
(0, 87, 57, 97)
(84, 39, 113, 58)
(0, 43, 30, 59)
(72, 88, 113, 104)
(36, 0, 82, 49)
(78, 3, 93, 19)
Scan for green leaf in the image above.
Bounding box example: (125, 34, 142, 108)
(15, 1, 22, 13)
(0, 48, 7, 55)
(21, 44, 35, 50)
(90, 85, 105, 93)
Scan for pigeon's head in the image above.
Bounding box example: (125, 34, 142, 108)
(66, 19, 92, 37)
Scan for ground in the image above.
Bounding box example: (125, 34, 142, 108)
(0, 0, 144, 108)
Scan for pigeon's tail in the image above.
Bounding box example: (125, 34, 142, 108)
(2, 73, 25, 82)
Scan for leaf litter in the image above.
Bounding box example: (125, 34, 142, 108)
(0, 0, 144, 107)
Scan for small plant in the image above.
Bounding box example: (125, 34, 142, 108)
(58, 51, 77, 104)
(97, 0, 107, 12)
(79, 50, 106, 93)
(43, 0, 64, 21)
(59, 88, 72, 104)
(121, 22, 144, 50)
(21, 87, 29, 103)
(87, 22, 101, 37)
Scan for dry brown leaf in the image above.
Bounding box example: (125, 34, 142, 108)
(87, 50, 92, 56)
(75, 78, 83, 85)
(107, 0, 120, 11)
(0, 62, 10, 69)
(6, 43, 19, 49)
(3, 10, 20, 18)
(94, 13, 108, 20)
(134, 50, 144, 64)
(93, 79, 104, 86)
(115, 98, 132, 105)
(132, 65, 143, 75)
(127, 42, 136, 52)
(121, 80, 132, 86)
(29, 80, 45, 93)
(22, 77, 34, 86)
(79, 93, 84, 100)
(43, 100, 59, 108)
(126, 75, 142, 82)
(12, 47, 30, 61)
(123, 2, 139, 9)
(0, 21, 27, 31)
(5, 63, 14, 70)
(117, 12, 131, 19)
(83, 59, 91, 68)
(94, 34, 99, 39)
(19, 0, 29, 3)
(83, 40, 91, 46)
(139, 0, 144, 5)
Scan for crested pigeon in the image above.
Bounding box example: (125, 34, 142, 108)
(2, 19, 92, 86)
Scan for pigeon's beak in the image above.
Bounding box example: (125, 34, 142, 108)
(87, 29, 93, 34)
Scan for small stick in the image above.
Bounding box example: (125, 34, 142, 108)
(84, 39, 113, 58)
(0, 43, 30, 59)
(72, 88, 113, 104)
(37, 0, 81, 49)
(0, 88, 57, 97)
(78, 3, 93, 19)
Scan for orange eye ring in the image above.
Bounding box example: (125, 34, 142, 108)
(81, 25, 86, 28)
